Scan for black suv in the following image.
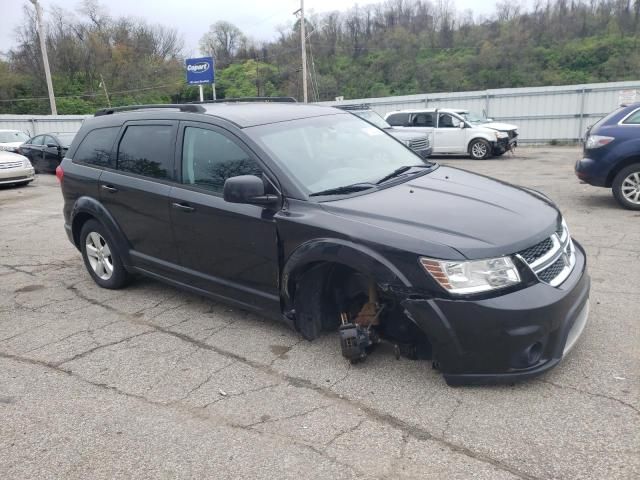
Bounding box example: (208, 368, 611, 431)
(59, 102, 590, 385)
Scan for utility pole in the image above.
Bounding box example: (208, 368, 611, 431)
(29, 0, 57, 115)
(294, 0, 308, 103)
(99, 73, 111, 107)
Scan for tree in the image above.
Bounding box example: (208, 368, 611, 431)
(199, 21, 246, 68)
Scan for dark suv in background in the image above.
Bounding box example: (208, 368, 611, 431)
(58, 101, 589, 385)
(575, 102, 640, 209)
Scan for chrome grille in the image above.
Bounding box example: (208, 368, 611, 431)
(0, 161, 22, 170)
(538, 257, 566, 283)
(518, 237, 554, 263)
(516, 220, 575, 287)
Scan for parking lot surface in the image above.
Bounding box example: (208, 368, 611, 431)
(1, 147, 638, 479)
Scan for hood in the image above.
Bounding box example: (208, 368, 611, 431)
(385, 128, 428, 142)
(0, 141, 24, 150)
(0, 151, 28, 163)
(321, 166, 559, 260)
(479, 121, 518, 132)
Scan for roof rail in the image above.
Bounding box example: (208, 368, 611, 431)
(94, 104, 206, 117)
(193, 96, 297, 104)
(334, 103, 371, 111)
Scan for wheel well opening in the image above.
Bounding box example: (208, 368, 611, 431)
(606, 156, 640, 187)
(468, 137, 490, 152)
(71, 212, 95, 248)
(292, 262, 432, 359)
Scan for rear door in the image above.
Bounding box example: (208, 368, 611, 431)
(42, 135, 61, 172)
(169, 122, 280, 314)
(99, 121, 180, 274)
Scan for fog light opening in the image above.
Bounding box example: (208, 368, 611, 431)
(525, 342, 543, 366)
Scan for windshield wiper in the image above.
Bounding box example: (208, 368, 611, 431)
(375, 165, 431, 185)
(309, 183, 376, 197)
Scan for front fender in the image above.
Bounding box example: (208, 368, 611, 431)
(281, 238, 413, 309)
(70, 196, 132, 267)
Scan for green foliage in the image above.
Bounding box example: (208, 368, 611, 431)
(1, 0, 639, 113)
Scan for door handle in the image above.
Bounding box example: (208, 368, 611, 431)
(172, 202, 195, 212)
(101, 185, 118, 193)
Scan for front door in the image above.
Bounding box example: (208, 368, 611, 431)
(99, 121, 180, 274)
(169, 122, 280, 314)
(22, 135, 45, 171)
(434, 113, 467, 153)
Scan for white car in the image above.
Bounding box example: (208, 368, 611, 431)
(0, 151, 35, 187)
(0, 129, 30, 154)
(384, 108, 518, 160)
(453, 109, 519, 134)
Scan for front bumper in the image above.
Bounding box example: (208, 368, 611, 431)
(402, 240, 590, 385)
(493, 136, 517, 154)
(0, 166, 35, 185)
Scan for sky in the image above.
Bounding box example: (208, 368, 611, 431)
(0, 0, 499, 56)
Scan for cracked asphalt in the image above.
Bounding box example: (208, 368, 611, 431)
(1, 147, 638, 479)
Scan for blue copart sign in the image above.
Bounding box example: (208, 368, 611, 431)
(186, 57, 214, 85)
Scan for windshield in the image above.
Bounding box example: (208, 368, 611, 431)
(458, 111, 486, 124)
(248, 114, 432, 196)
(56, 133, 76, 146)
(351, 110, 391, 129)
(0, 131, 29, 143)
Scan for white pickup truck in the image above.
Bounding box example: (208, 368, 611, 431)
(384, 108, 518, 160)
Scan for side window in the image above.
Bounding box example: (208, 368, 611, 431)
(386, 113, 409, 127)
(117, 125, 175, 179)
(73, 127, 119, 167)
(437, 114, 460, 128)
(181, 127, 262, 193)
(413, 113, 434, 127)
(43, 135, 56, 146)
(31, 136, 44, 146)
(623, 109, 640, 125)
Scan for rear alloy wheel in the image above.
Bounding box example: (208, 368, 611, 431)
(469, 139, 491, 160)
(612, 164, 640, 210)
(80, 220, 130, 289)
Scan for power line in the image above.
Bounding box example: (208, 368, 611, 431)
(0, 82, 183, 103)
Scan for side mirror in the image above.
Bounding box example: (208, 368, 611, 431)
(223, 175, 278, 205)
(459, 122, 465, 129)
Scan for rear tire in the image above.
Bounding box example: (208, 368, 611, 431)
(612, 164, 640, 210)
(80, 219, 131, 289)
(469, 139, 491, 160)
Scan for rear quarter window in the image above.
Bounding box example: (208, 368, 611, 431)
(72, 127, 120, 167)
(622, 108, 640, 125)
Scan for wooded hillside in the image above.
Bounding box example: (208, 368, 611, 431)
(1, 0, 639, 113)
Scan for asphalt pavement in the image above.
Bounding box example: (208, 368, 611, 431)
(0, 147, 638, 479)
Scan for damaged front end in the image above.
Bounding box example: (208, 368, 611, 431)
(336, 279, 432, 365)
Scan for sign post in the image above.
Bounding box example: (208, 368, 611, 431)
(186, 57, 215, 101)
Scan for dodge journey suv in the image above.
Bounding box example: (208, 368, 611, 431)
(58, 101, 590, 385)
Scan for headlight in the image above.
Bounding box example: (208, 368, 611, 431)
(585, 135, 614, 149)
(420, 256, 521, 295)
(22, 158, 32, 168)
(403, 140, 412, 147)
(495, 131, 509, 139)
